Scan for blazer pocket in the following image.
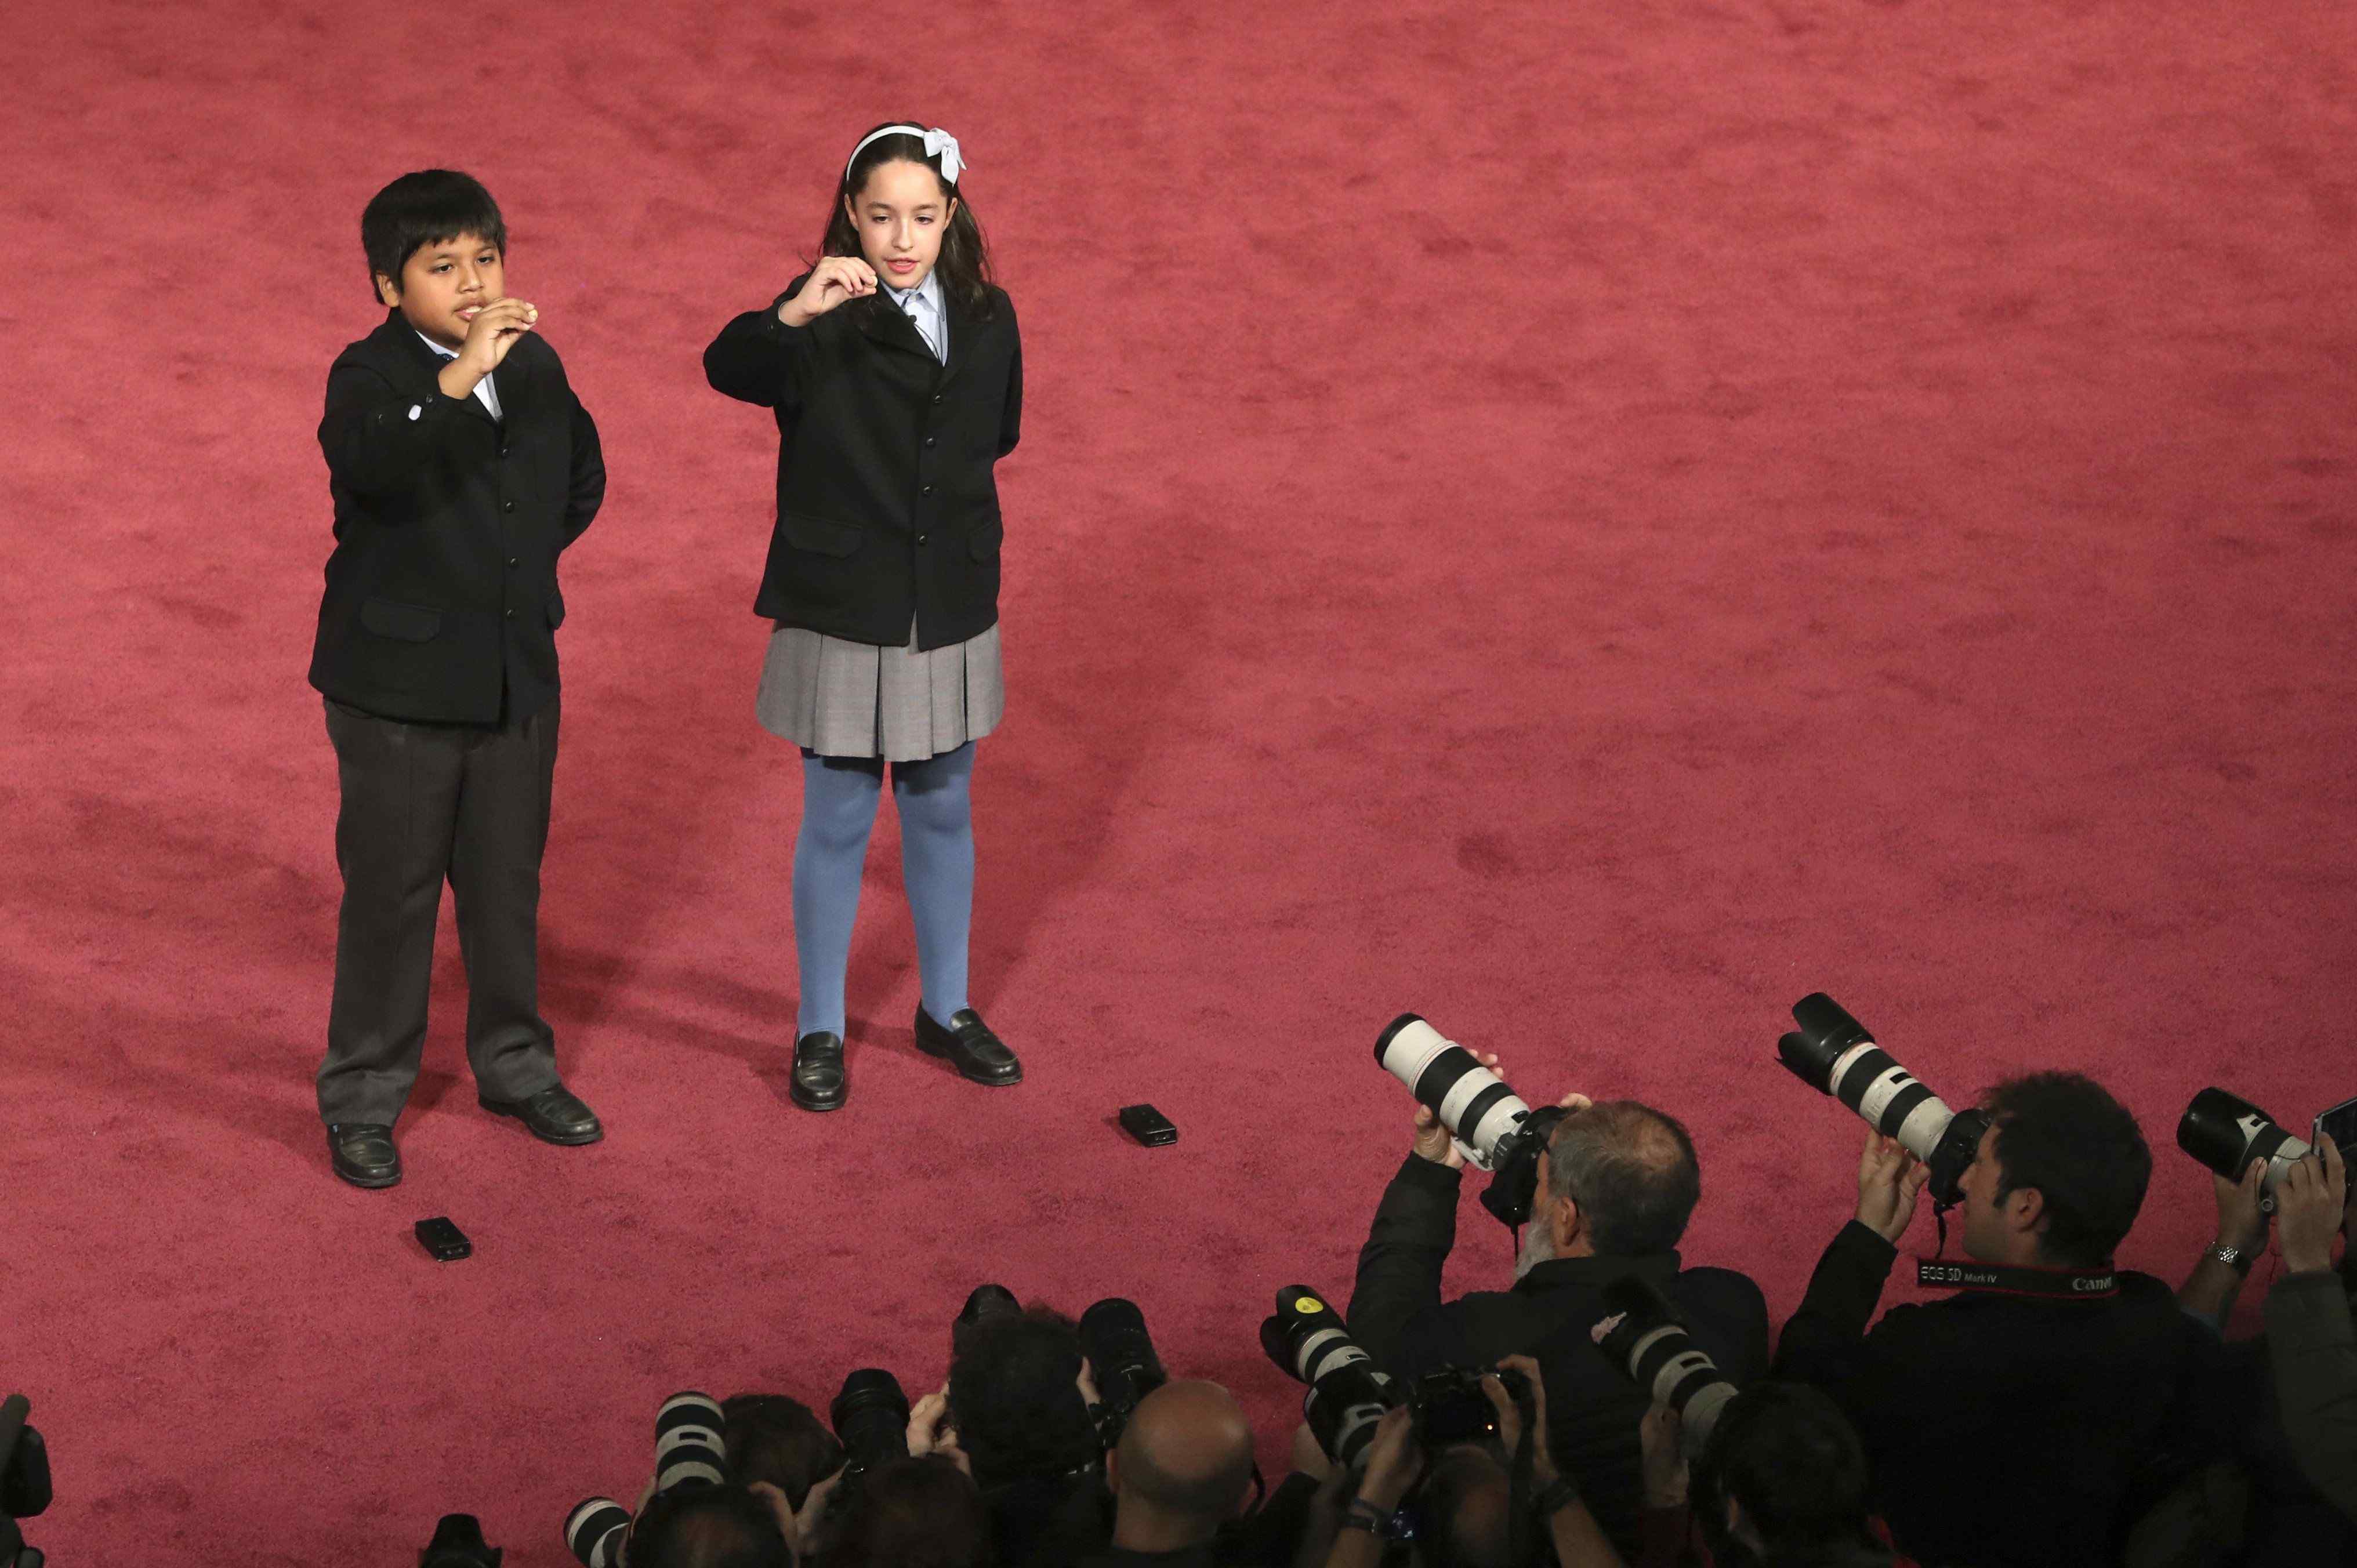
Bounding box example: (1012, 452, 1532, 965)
(781, 511, 867, 558)
(359, 597, 442, 643)
(967, 518, 1004, 561)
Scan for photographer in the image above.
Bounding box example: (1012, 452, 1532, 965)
(1320, 1356, 1624, 1568)
(1077, 1380, 1259, 1567)
(2262, 1135, 2355, 1520)
(944, 1307, 1115, 1567)
(629, 1485, 793, 1568)
(1774, 1072, 2235, 1567)
(1680, 1382, 1894, 1568)
(1348, 1086, 1767, 1560)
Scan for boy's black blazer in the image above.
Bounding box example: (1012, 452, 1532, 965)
(704, 275, 1021, 649)
(310, 311, 604, 725)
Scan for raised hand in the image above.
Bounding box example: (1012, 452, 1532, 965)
(1354, 1404, 1424, 1512)
(2212, 1159, 2269, 1255)
(2279, 1137, 2348, 1275)
(456, 297, 537, 374)
(781, 256, 877, 326)
(1855, 1128, 1932, 1243)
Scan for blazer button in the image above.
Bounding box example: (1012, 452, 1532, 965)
(506, 556, 518, 568)
(924, 437, 937, 448)
(504, 607, 516, 619)
(933, 394, 944, 404)
(922, 484, 933, 495)
(917, 533, 929, 545)
(503, 499, 516, 512)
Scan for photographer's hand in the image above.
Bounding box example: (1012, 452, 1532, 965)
(1638, 1402, 1688, 1510)
(1855, 1130, 1931, 1244)
(1412, 1050, 1506, 1165)
(2215, 1158, 2271, 1254)
(746, 1483, 797, 1551)
(1485, 1354, 1558, 1485)
(2178, 1158, 2270, 1326)
(908, 1385, 966, 1470)
(2280, 1138, 2348, 1275)
(789, 1469, 846, 1559)
(1355, 1404, 1424, 1512)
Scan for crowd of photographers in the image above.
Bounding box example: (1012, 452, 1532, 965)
(387, 998, 2350, 1568)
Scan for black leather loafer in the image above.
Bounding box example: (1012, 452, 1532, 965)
(915, 1006, 1022, 1087)
(328, 1122, 401, 1188)
(790, 1031, 848, 1112)
(479, 1081, 604, 1145)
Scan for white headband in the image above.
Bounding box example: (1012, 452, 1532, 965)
(844, 124, 966, 187)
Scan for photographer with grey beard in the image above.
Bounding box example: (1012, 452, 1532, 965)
(1348, 1088, 1768, 1562)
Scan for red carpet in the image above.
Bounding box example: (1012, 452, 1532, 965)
(3, 1, 2352, 1559)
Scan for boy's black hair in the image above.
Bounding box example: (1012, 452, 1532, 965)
(819, 121, 997, 317)
(1982, 1070, 2152, 1268)
(361, 169, 507, 301)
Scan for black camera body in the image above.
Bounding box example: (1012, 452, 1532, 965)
(1408, 1364, 1530, 1450)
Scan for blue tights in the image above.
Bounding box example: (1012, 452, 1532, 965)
(792, 743, 976, 1038)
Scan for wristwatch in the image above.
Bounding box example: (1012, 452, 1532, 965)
(1341, 1499, 1412, 1540)
(1531, 1477, 1582, 1518)
(2208, 1242, 2255, 1276)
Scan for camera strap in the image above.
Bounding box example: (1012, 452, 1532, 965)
(1913, 1258, 2119, 1298)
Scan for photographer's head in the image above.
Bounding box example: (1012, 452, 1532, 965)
(1959, 1073, 2150, 1269)
(1104, 1381, 1256, 1552)
(839, 1454, 988, 1568)
(946, 1306, 1099, 1490)
(723, 1395, 842, 1512)
(1694, 1382, 1883, 1568)
(1417, 1444, 1515, 1568)
(628, 1484, 792, 1568)
(1521, 1101, 1702, 1277)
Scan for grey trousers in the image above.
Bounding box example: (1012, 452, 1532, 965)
(317, 694, 563, 1126)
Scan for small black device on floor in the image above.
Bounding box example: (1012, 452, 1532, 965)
(415, 1217, 472, 1261)
(1119, 1104, 1177, 1146)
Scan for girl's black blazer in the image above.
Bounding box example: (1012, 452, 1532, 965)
(705, 275, 1022, 649)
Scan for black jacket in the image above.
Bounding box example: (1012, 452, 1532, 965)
(1774, 1221, 2242, 1568)
(309, 312, 604, 724)
(703, 276, 1021, 649)
(1347, 1155, 1770, 1560)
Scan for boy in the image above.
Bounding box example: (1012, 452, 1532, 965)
(309, 168, 605, 1188)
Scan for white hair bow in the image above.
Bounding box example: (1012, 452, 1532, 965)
(846, 124, 967, 186)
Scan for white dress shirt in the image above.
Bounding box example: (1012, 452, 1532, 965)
(882, 270, 948, 363)
(417, 331, 504, 419)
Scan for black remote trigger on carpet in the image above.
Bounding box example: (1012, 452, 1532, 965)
(1119, 1104, 1177, 1146)
(414, 1216, 472, 1261)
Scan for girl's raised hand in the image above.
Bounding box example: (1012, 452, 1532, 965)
(781, 256, 877, 325)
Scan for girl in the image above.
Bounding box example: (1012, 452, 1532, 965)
(705, 121, 1024, 1112)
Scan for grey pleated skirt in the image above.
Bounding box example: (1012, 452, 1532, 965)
(757, 617, 1003, 761)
